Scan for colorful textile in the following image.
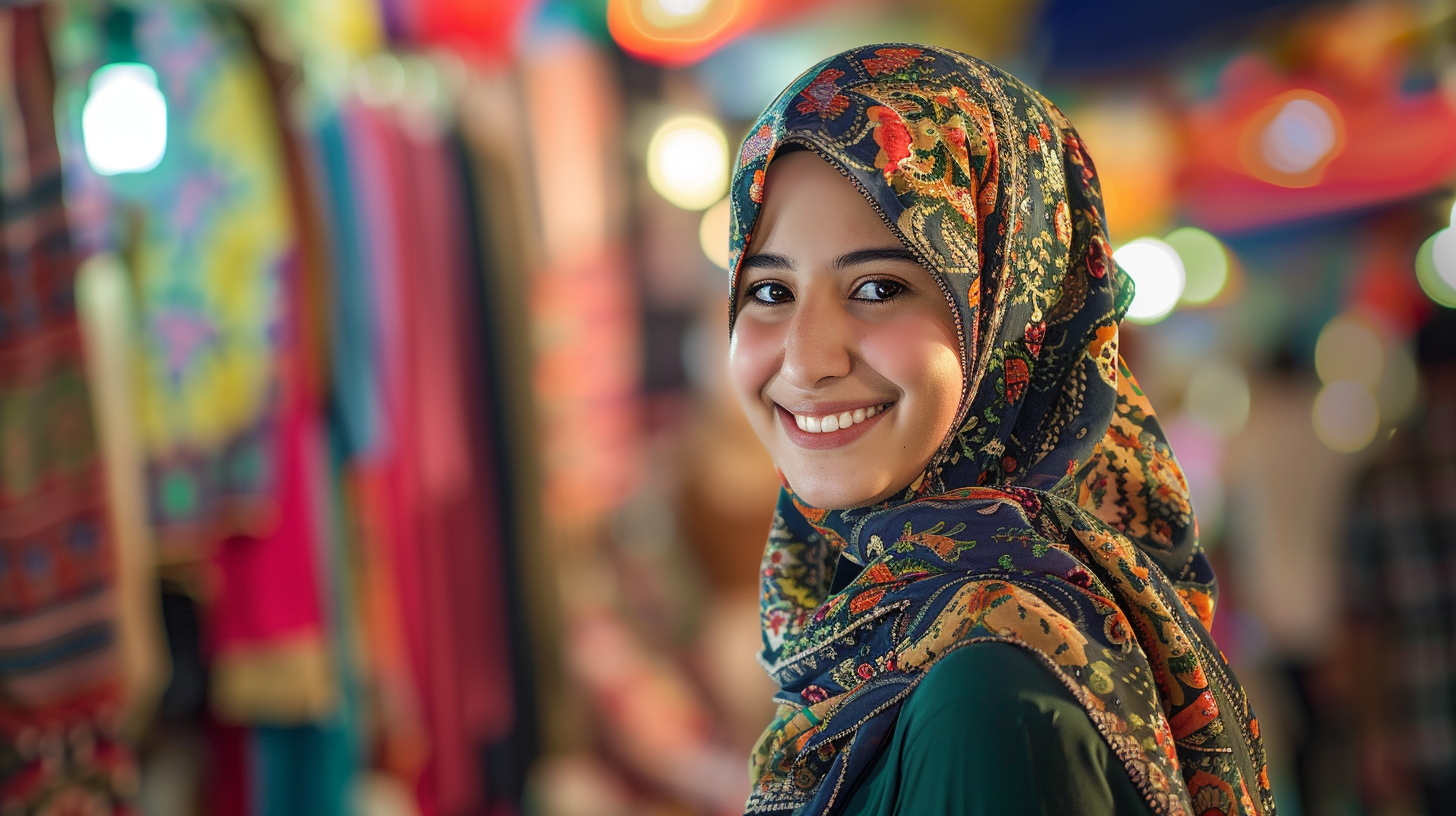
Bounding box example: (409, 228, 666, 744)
(341, 101, 517, 816)
(730, 45, 1273, 816)
(105, 5, 292, 559)
(0, 6, 134, 812)
(204, 20, 334, 726)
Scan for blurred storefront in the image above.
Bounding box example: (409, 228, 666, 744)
(1, 0, 1455, 814)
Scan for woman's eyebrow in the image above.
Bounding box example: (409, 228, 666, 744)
(741, 247, 919, 271)
(832, 247, 920, 269)
(741, 252, 795, 271)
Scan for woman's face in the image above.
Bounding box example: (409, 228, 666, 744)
(729, 151, 964, 509)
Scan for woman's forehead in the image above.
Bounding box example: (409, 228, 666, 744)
(748, 152, 895, 250)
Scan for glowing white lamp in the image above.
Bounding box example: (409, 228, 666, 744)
(82, 63, 167, 176)
(641, 0, 713, 27)
(1416, 230, 1456, 308)
(647, 115, 728, 211)
(657, 0, 709, 16)
(1426, 202, 1456, 304)
(1434, 228, 1456, 289)
(1114, 238, 1185, 324)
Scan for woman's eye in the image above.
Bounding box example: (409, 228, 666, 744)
(852, 279, 906, 301)
(749, 281, 794, 304)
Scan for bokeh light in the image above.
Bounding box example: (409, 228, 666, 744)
(1114, 238, 1186, 323)
(1162, 417, 1227, 543)
(1164, 227, 1230, 305)
(646, 115, 729, 210)
(1240, 90, 1344, 187)
(647, 0, 711, 25)
(82, 63, 167, 176)
(1068, 99, 1180, 237)
(1375, 341, 1420, 426)
(1261, 98, 1338, 173)
(355, 52, 406, 106)
(699, 197, 731, 270)
(1312, 380, 1380, 453)
(1183, 358, 1251, 439)
(1432, 228, 1456, 286)
(607, 0, 754, 66)
(1314, 313, 1385, 388)
(1416, 230, 1456, 307)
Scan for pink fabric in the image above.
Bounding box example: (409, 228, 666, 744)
(207, 254, 327, 662)
(346, 102, 516, 816)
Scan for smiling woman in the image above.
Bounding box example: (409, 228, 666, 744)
(726, 45, 1275, 816)
(731, 151, 962, 508)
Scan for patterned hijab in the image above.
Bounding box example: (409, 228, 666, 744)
(729, 45, 1273, 816)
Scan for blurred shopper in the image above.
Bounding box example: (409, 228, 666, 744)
(1343, 307, 1456, 816)
(726, 45, 1272, 815)
(1226, 356, 1363, 815)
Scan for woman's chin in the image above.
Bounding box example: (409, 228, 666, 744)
(784, 474, 898, 511)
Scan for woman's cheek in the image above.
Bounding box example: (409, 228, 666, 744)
(859, 315, 964, 412)
(728, 317, 785, 413)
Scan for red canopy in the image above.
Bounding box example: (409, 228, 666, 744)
(1181, 55, 1456, 233)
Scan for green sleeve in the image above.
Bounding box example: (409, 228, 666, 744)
(839, 642, 1155, 816)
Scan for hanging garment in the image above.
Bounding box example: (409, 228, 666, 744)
(392, 120, 517, 816)
(206, 19, 370, 816)
(307, 98, 430, 807)
(0, 6, 134, 813)
(202, 15, 337, 729)
(106, 4, 292, 561)
(342, 98, 517, 816)
(731, 45, 1273, 816)
(458, 76, 556, 807)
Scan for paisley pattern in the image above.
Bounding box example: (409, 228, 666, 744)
(729, 45, 1273, 816)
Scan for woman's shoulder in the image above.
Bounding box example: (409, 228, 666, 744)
(910, 640, 1074, 717)
(897, 640, 1097, 757)
(840, 641, 1156, 815)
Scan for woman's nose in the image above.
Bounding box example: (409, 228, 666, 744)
(779, 298, 853, 388)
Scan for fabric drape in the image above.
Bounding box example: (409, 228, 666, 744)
(115, 5, 292, 560)
(730, 44, 1273, 816)
(0, 6, 134, 812)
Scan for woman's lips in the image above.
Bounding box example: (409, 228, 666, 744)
(776, 402, 894, 450)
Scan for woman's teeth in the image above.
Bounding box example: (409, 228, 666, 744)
(792, 403, 891, 434)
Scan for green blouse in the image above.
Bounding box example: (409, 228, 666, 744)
(839, 642, 1156, 815)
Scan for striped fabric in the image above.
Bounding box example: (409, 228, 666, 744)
(0, 6, 134, 812)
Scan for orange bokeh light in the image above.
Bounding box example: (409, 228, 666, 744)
(1237, 90, 1346, 188)
(607, 0, 764, 66)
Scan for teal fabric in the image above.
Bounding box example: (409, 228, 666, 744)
(840, 643, 1155, 816)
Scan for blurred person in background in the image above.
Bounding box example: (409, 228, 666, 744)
(727, 44, 1272, 815)
(1342, 307, 1456, 816)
